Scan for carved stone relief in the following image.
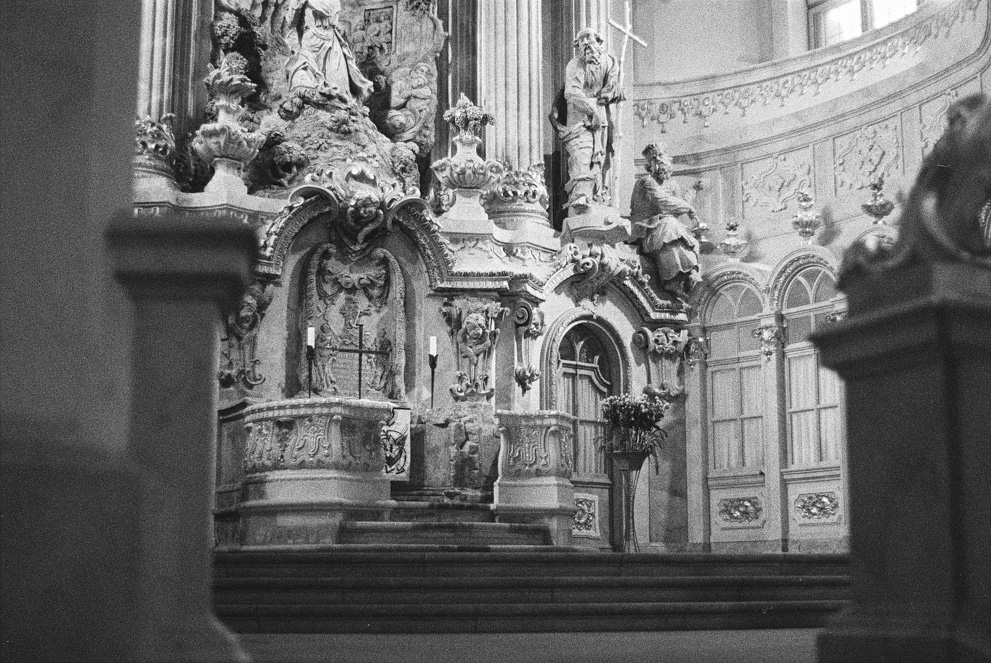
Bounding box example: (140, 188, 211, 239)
(717, 497, 763, 524)
(795, 492, 841, 521)
(512, 301, 545, 395)
(919, 91, 958, 158)
(219, 280, 275, 391)
(495, 411, 573, 480)
(441, 297, 508, 401)
(741, 150, 813, 214)
(572, 493, 600, 538)
(299, 243, 406, 401)
(558, 242, 648, 304)
(834, 118, 902, 192)
(242, 400, 392, 474)
(752, 323, 785, 358)
(633, 326, 688, 397)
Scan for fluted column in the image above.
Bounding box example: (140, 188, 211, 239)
(478, 0, 545, 171)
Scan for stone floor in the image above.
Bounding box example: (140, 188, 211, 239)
(241, 629, 819, 663)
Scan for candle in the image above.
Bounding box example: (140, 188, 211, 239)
(429, 336, 437, 356)
(306, 325, 315, 348)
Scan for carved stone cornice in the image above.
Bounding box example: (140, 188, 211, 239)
(632, 0, 984, 133)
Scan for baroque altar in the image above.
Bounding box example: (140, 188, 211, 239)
(133, 1, 698, 551)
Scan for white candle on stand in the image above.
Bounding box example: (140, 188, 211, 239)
(306, 325, 316, 348)
(429, 336, 437, 356)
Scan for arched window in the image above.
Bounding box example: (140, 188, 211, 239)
(704, 282, 765, 471)
(557, 325, 617, 476)
(782, 267, 841, 465)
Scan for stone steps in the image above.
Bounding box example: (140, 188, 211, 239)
(214, 550, 850, 633)
(337, 522, 552, 546)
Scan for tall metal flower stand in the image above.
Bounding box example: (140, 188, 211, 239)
(611, 450, 650, 553)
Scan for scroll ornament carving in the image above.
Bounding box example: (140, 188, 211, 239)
(442, 298, 509, 401)
(920, 91, 958, 157)
(718, 497, 763, 524)
(631, 0, 982, 132)
(573, 495, 598, 536)
(835, 120, 901, 191)
(559, 242, 648, 303)
(302, 162, 411, 259)
(634, 326, 688, 398)
(496, 412, 573, 480)
(840, 93, 991, 287)
(134, 113, 177, 177)
(192, 55, 266, 184)
(219, 281, 275, 390)
(795, 492, 840, 520)
(512, 301, 545, 395)
(752, 324, 785, 358)
(243, 406, 389, 474)
(743, 153, 813, 213)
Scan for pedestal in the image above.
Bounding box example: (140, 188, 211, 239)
(493, 411, 576, 546)
(108, 214, 255, 662)
(562, 205, 631, 245)
(812, 262, 991, 663)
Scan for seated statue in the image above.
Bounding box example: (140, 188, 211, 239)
(630, 143, 702, 302)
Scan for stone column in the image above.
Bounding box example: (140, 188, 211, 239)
(754, 313, 787, 552)
(813, 251, 991, 656)
(478, 0, 554, 229)
(683, 323, 710, 551)
(478, 0, 544, 171)
(108, 215, 255, 662)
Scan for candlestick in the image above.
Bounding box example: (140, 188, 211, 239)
(428, 353, 438, 409)
(306, 344, 314, 398)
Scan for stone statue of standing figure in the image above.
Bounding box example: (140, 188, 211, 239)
(280, 0, 374, 119)
(550, 28, 623, 215)
(630, 143, 702, 302)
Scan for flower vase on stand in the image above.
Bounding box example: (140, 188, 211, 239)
(611, 447, 650, 553)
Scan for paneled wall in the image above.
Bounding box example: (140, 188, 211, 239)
(632, 0, 991, 552)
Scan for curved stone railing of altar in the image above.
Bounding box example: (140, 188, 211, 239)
(630, 0, 987, 154)
(493, 410, 576, 546)
(243, 398, 394, 474)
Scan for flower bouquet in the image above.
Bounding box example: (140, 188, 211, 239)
(600, 392, 670, 473)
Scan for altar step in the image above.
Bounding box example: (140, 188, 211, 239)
(214, 551, 850, 633)
(337, 521, 552, 547)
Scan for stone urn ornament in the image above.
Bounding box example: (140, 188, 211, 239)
(861, 177, 896, 225)
(431, 94, 505, 226)
(718, 218, 750, 261)
(791, 190, 822, 244)
(192, 54, 265, 194)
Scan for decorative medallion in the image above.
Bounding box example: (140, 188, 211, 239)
(717, 497, 763, 524)
(795, 492, 840, 520)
